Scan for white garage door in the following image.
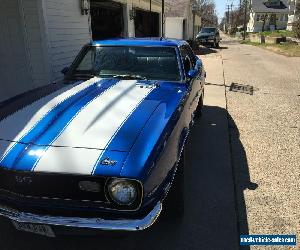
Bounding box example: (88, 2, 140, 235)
(0, 0, 32, 102)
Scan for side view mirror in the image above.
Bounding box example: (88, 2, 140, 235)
(187, 69, 198, 79)
(195, 59, 203, 70)
(61, 66, 69, 75)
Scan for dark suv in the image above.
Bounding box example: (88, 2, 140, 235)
(196, 27, 221, 48)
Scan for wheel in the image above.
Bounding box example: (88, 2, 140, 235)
(163, 148, 185, 218)
(194, 94, 204, 119)
(213, 40, 217, 48)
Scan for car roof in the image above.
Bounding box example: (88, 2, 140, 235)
(91, 37, 188, 47)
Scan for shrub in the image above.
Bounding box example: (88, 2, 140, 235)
(292, 19, 300, 38)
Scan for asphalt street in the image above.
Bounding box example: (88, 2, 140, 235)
(0, 36, 299, 250)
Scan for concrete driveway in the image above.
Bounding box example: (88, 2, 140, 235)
(0, 35, 299, 250)
(198, 35, 300, 249)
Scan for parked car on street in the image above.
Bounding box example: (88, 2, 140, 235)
(0, 38, 205, 237)
(196, 27, 221, 48)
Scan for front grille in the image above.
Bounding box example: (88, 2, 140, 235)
(0, 189, 150, 220)
(0, 168, 107, 202)
(0, 168, 143, 216)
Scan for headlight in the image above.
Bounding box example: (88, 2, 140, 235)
(107, 179, 139, 206)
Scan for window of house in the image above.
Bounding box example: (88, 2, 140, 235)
(280, 14, 284, 21)
(256, 14, 261, 21)
(285, 14, 288, 21)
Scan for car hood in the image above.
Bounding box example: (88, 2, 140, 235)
(0, 77, 186, 175)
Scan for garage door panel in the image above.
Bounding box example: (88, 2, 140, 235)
(0, 0, 32, 102)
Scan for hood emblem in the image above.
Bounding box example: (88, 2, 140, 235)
(100, 157, 117, 166)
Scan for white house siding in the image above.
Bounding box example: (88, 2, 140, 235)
(0, 0, 33, 102)
(21, 0, 49, 88)
(166, 17, 184, 39)
(248, 12, 289, 32)
(45, 0, 91, 82)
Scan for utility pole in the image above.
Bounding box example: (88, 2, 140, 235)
(192, 11, 196, 39)
(231, 3, 233, 27)
(243, 0, 248, 40)
(162, 0, 164, 37)
(227, 4, 230, 32)
(191, 2, 198, 40)
(239, 0, 243, 14)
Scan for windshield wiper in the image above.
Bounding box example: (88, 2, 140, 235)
(72, 73, 95, 78)
(113, 74, 148, 80)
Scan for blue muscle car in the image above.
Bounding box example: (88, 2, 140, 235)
(0, 38, 205, 236)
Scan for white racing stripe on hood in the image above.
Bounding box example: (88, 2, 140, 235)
(0, 77, 100, 160)
(33, 80, 154, 175)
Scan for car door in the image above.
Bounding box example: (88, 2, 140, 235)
(179, 45, 203, 124)
(186, 45, 205, 97)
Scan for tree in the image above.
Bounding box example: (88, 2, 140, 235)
(195, 0, 218, 27)
(293, 19, 300, 38)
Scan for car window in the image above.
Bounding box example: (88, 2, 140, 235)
(180, 47, 192, 74)
(180, 45, 196, 68)
(70, 46, 181, 81)
(201, 28, 216, 33)
(76, 49, 95, 72)
(185, 45, 197, 67)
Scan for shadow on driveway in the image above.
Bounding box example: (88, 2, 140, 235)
(194, 46, 228, 56)
(0, 106, 255, 250)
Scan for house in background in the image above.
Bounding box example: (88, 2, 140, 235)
(247, 0, 293, 32)
(0, 0, 163, 103)
(287, 0, 300, 31)
(165, 0, 201, 40)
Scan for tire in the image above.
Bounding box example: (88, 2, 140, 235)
(194, 94, 204, 119)
(163, 149, 185, 218)
(213, 40, 217, 48)
(216, 42, 220, 48)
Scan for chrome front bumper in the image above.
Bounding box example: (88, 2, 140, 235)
(0, 202, 162, 231)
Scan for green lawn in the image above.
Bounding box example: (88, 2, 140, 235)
(258, 30, 296, 37)
(241, 40, 300, 57)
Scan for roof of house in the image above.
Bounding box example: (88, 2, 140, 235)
(91, 38, 188, 47)
(251, 0, 290, 13)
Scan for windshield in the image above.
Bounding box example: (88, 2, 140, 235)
(201, 28, 216, 33)
(69, 46, 181, 81)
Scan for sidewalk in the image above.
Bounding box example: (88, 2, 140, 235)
(184, 55, 239, 249)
